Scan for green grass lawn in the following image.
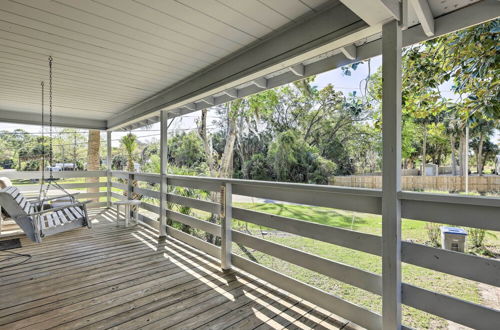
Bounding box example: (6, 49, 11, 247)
(231, 202, 499, 329)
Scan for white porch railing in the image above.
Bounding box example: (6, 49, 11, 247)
(109, 170, 500, 330)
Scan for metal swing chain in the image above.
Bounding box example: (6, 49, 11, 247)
(38, 81, 45, 201)
(48, 56, 53, 180)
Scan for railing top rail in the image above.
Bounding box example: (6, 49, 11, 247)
(0, 170, 107, 180)
(166, 174, 383, 197)
(399, 191, 500, 207)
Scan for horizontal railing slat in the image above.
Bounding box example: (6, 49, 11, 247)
(167, 176, 221, 192)
(402, 242, 500, 287)
(134, 187, 160, 199)
(232, 255, 382, 330)
(167, 193, 220, 214)
(167, 225, 220, 258)
(111, 192, 126, 201)
(110, 171, 129, 180)
(78, 192, 107, 199)
(135, 173, 161, 184)
(140, 201, 160, 214)
(400, 192, 500, 231)
(232, 182, 382, 214)
(232, 207, 381, 256)
(402, 284, 500, 330)
(167, 210, 221, 236)
(111, 182, 128, 191)
(232, 230, 382, 295)
(137, 213, 159, 229)
(2, 170, 107, 180)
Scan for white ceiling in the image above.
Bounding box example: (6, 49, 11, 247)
(0, 0, 330, 121)
(0, 0, 496, 130)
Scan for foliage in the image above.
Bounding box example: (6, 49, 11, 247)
(425, 223, 441, 247)
(120, 133, 138, 172)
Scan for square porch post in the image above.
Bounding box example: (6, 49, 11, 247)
(106, 131, 112, 208)
(382, 19, 402, 329)
(159, 110, 168, 240)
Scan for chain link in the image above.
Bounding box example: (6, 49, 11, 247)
(48, 56, 53, 179)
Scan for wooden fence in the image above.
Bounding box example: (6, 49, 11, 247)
(330, 175, 500, 193)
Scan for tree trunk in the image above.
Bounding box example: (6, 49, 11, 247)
(458, 133, 466, 177)
(422, 126, 427, 176)
(86, 130, 100, 202)
(198, 108, 216, 177)
(219, 110, 237, 178)
(450, 136, 457, 176)
(477, 132, 484, 176)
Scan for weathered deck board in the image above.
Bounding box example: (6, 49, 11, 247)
(0, 208, 359, 329)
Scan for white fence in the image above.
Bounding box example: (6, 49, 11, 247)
(108, 170, 500, 330)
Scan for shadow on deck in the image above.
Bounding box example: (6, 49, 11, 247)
(0, 208, 359, 329)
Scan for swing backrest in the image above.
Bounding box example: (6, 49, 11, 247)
(0, 187, 37, 241)
(0, 186, 33, 217)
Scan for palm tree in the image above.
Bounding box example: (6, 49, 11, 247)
(86, 130, 100, 202)
(120, 133, 140, 200)
(121, 133, 138, 172)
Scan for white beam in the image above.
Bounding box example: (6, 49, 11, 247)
(340, 44, 357, 60)
(222, 88, 238, 99)
(182, 103, 196, 111)
(252, 77, 268, 89)
(159, 109, 168, 240)
(199, 96, 215, 106)
(0, 108, 106, 130)
(340, 0, 400, 25)
(289, 64, 305, 76)
(381, 20, 402, 330)
(410, 0, 434, 37)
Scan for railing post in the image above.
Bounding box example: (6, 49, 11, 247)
(382, 19, 402, 330)
(159, 110, 168, 240)
(127, 172, 135, 222)
(106, 131, 112, 208)
(220, 182, 232, 270)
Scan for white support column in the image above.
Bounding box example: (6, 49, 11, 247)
(159, 110, 168, 240)
(382, 20, 402, 330)
(106, 131, 112, 208)
(220, 182, 232, 270)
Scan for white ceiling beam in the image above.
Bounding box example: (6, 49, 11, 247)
(252, 77, 268, 89)
(410, 0, 435, 37)
(182, 103, 196, 111)
(340, 44, 357, 60)
(340, 0, 400, 25)
(0, 108, 106, 130)
(198, 96, 215, 106)
(289, 64, 305, 77)
(222, 88, 238, 99)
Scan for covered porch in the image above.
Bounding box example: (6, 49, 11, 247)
(0, 1, 499, 329)
(1, 210, 356, 330)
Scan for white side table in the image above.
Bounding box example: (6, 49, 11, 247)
(113, 200, 142, 227)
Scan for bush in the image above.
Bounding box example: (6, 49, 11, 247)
(425, 222, 441, 247)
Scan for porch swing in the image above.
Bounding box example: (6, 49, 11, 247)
(0, 57, 91, 243)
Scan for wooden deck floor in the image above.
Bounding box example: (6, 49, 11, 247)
(0, 208, 358, 330)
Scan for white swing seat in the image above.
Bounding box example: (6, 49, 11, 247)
(0, 186, 91, 243)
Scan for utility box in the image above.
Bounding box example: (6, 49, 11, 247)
(425, 164, 439, 176)
(440, 226, 467, 252)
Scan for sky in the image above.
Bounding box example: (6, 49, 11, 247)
(1, 54, 498, 148)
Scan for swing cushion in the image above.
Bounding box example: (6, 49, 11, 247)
(0, 186, 90, 243)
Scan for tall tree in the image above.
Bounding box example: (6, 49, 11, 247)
(86, 130, 100, 202)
